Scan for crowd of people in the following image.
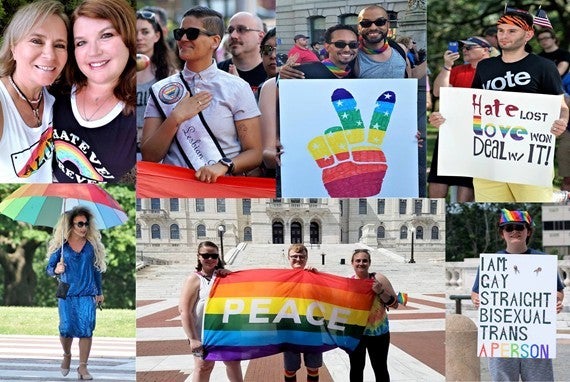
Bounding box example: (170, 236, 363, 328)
(428, 8, 569, 202)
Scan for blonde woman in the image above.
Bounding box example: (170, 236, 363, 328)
(0, 0, 69, 182)
(46, 206, 107, 380)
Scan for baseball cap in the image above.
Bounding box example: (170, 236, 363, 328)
(498, 209, 533, 227)
(459, 36, 491, 48)
(294, 34, 309, 41)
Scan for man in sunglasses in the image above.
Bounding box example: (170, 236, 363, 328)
(429, 36, 492, 202)
(470, 209, 564, 381)
(355, 5, 409, 79)
(429, 10, 568, 202)
(217, 12, 267, 95)
(291, 25, 359, 79)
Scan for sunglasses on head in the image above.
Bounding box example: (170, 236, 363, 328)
(227, 25, 262, 35)
(331, 40, 359, 49)
(199, 253, 219, 260)
(503, 224, 526, 232)
(359, 17, 388, 28)
(74, 221, 89, 228)
(173, 27, 213, 41)
(261, 45, 276, 55)
(137, 11, 158, 23)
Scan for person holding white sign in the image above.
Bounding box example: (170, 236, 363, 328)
(142, 6, 263, 184)
(178, 241, 242, 382)
(429, 36, 493, 202)
(470, 209, 564, 381)
(283, 244, 322, 382)
(429, 9, 568, 202)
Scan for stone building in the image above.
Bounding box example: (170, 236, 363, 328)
(543, 203, 570, 257)
(136, 198, 445, 260)
(276, 0, 426, 55)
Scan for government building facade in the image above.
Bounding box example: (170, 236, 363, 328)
(137, 198, 445, 260)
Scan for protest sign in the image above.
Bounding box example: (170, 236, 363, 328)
(477, 253, 557, 359)
(201, 269, 375, 361)
(279, 79, 418, 198)
(438, 87, 562, 186)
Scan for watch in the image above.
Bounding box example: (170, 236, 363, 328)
(218, 157, 235, 175)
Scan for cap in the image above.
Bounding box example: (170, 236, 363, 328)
(294, 34, 309, 41)
(498, 209, 533, 227)
(459, 36, 491, 48)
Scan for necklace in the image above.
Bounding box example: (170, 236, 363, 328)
(8, 75, 43, 127)
(81, 91, 114, 121)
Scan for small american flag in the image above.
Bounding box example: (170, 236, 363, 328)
(534, 8, 553, 29)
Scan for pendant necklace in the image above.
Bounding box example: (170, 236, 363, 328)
(82, 91, 113, 121)
(8, 75, 43, 127)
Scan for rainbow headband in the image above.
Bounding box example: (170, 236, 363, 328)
(497, 14, 533, 31)
(498, 209, 533, 227)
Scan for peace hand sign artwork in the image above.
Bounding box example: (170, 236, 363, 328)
(307, 88, 395, 197)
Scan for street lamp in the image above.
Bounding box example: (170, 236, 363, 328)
(409, 226, 416, 263)
(218, 225, 225, 264)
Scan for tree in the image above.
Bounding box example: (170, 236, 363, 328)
(428, 0, 570, 87)
(446, 202, 543, 262)
(0, 185, 135, 309)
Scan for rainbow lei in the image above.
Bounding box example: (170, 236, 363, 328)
(360, 40, 389, 55)
(321, 59, 352, 78)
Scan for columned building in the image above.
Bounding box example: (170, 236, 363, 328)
(137, 198, 445, 260)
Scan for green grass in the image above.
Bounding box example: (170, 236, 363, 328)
(0, 307, 135, 337)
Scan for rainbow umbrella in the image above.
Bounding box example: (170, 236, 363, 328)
(0, 184, 127, 229)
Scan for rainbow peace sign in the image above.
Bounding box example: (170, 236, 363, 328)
(307, 88, 396, 197)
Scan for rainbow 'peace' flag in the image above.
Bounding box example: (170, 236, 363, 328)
(202, 269, 376, 361)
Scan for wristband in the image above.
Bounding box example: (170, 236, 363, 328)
(443, 66, 451, 71)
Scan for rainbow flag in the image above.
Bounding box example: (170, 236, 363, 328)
(202, 269, 376, 361)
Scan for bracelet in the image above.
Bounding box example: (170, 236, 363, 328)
(443, 66, 451, 71)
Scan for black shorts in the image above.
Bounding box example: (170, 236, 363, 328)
(427, 135, 474, 188)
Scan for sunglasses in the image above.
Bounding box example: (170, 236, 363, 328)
(74, 221, 89, 228)
(227, 25, 262, 35)
(199, 253, 219, 260)
(173, 27, 213, 41)
(331, 40, 359, 49)
(289, 255, 307, 260)
(503, 224, 526, 232)
(261, 45, 276, 56)
(137, 11, 158, 24)
(359, 17, 388, 28)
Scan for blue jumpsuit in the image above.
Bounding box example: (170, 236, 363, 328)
(46, 241, 102, 338)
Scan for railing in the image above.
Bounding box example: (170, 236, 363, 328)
(449, 294, 471, 314)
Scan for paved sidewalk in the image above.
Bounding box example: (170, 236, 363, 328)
(136, 244, 445, 381)
(0, 335, 135, 381)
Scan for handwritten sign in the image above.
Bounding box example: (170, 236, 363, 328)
(477, 253, 557, 359)
(438, 88, 562, 186)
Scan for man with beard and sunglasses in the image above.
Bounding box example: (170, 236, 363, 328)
(470, 209, 564, 381)
(280, 5, 410, 80)
(142, 6, 263, 183)
(355, 5, 410, 79)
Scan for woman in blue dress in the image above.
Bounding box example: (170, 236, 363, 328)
(46, 206, 106, 380)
